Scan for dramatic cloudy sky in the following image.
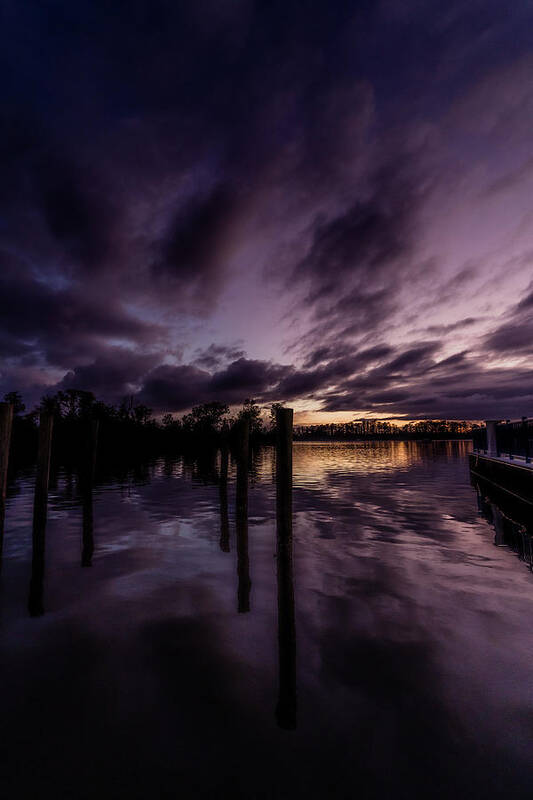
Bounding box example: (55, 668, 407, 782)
(1, 1, 532, 420)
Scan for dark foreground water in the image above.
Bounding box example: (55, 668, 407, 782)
(1, 441, 533, 799)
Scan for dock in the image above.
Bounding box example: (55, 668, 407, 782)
(470, 418, 533, 505)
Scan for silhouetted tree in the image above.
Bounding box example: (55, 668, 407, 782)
(269, 402, 285, 429)
(182, 402, 229, 437)
(54, 389, 96, 419)
(238, 398, 263, 436)
(3, 391, 25, 415)
(132, 404, 153, 426)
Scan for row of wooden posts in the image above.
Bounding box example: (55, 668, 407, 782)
(0, 403, 296, 729)
(0, 404, 294, 563)
(0, 404, 98, 571)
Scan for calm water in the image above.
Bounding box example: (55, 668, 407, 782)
(1, 441, 533, 798)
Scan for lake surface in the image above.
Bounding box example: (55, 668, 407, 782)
(1, 441, 533, 799)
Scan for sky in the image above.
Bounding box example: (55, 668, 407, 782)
(1, 0, 532, 421)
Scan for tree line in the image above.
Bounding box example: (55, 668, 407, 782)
(2, 390, 284, 463)
(3, 389, 477, 464)
(294, 418, 478, 440)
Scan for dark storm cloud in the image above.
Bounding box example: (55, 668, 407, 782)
(0, 249, 162, 404)
(288, 157, 433, 367)
(144, 342, 443, 413)
(55, 349, 159, 402)
(0, 254, 158, 362)
(483, 282, 533, 355)
(1, 0, 532, 417)
(35, 154, 118, 269)
(194, 343, 246, 370)
(295, 168, 413, 298)
(319, 349, 533, 420)
(386, 343, 440, 373)
(422, 318, 479, 336)
(517, 287, 533, 311)
(140, 357, 293, 412)
(302, 344, 393, 370)
(2, 1, 369, 389)
(151, 185, 240, 308)
(138, 365, 213, 412)
(139, 347, 391, 412)
(484, 321, 533, 355)
(209, 357, 288, 398)
(54, 334, 533, 420)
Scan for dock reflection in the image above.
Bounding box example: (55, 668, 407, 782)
(473, 476, 533, 569)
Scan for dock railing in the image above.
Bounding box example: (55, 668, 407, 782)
(473, 418, 533, 463)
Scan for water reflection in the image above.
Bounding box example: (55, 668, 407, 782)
(2, 441, 533, 798)
(219, 444, 230, 553)
(276, 411, 297, 730)
(235, 452, 251, 613)
(80, 468, 95, 567)
(473, 476, 533, 569)
(27, 509, 46, 617)
(28, 415, 53, 616)
(81, 420, 99, 568)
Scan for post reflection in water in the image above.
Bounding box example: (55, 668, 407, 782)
(6, 440, 533, 797)
(219, 442, 230, 553)
(79, 420, 99, 567)
(80, 476, 95, 567)
(0, 402, 14, 570)
(28, 511, 46, 617)
(235, 449, 251, 613)
(28, 412, 54, 617)
(275, 408, 297, 730)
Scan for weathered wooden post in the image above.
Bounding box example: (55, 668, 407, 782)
(522, 417, 530, 464)
(28, 411, 54, 616)
(34, 411, 54, 517)
(89, 419, 99, 475)
(276, 408, 293, 534)
(275, 407, 296, 730)
(485, 420, 499, 457)
(235, 418, 250, 612)
(237, 416, 249, 465)
(80, 419, 99, 567)
(219, 430, 230, 553)
(0, 402, 14, 567)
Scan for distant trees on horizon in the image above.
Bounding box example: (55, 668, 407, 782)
(295, 418, 478, 440)
(3, 388, 478, 447)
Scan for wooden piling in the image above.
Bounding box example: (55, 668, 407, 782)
(276, 408, 293, 534)
(219, 437, 230, 552)
(28, 411, 54, 616)
(88, 419, 99, 477)
(0, 402, 14, 567)
(275, 407, 296, 729)
(522, 417, 531, 464)
(34, 411, 54, 521)
(237, 417, 249, 465)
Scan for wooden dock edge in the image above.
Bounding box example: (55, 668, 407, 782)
(469, 453, 533, 506)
